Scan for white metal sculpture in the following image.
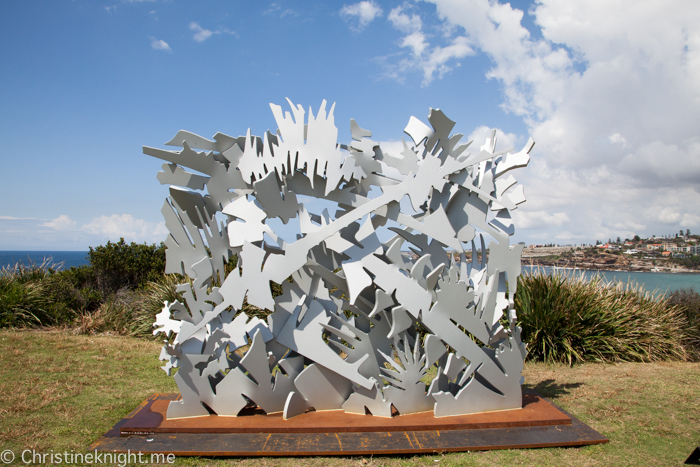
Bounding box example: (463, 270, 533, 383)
(146, 99, 533, 420)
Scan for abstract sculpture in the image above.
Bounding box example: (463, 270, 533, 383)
(145, 99, 533, 420)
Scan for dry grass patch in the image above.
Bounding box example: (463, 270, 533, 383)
(0, 330, 698, 467)
(0, 329, 174, 453)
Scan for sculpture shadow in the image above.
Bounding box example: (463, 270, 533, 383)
(524, 379, 584, 400)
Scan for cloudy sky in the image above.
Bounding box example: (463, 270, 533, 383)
(1, 0, 699, 250)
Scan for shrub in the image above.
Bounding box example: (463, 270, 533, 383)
(0, 260, 104, 328)
(515, 271, 689, 364)
(75, 288, 135, 335)
(670, 255, 700, 269)
(74, 274, 184, 338)
(1, 242, 171, 331)
(666, 288, 700, 357)
(88, 239, 166, 295)
(43, 266, 102, 323)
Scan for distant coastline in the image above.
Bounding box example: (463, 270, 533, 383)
(521, 257, 700, 274)
(521, 243, 700, 274)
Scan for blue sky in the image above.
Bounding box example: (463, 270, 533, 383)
(1, 0, 699, 250)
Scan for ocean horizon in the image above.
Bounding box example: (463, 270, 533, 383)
(1, 251, 699, 293)
(0, 251, 89, 270)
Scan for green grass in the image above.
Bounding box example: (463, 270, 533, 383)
(1, 330, 698, 466)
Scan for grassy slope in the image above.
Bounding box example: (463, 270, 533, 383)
(0, 330, 698, 466)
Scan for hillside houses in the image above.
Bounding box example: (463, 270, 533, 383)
(583, 235, 700, 258)
(523, 234, 700, 271)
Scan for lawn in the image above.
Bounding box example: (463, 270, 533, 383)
(0, 329, 697, 466)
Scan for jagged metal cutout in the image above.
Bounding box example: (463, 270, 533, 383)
(147, 100, 533, 419)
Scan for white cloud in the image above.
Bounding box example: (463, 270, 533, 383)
(400, 31, 428, 58)
(385, 5, 474, 85)
(388, 5, 421, 34)
(0, 214, 170, 250)
(41, 215, 77, 232)
(467, 126, 518, 152)
(82, 214, 168, 243)
(189, 22, 236, 42)
(280, 8, 296, 18)
(417, 0, 700, 244)
(608, 133, 628, 147)
(190, 22, 213, 42)
(427, 0, 574, 120)
(341, 1, 383, 31)
(149, 37, 171, 51)
(264, 3, 281, 15)
(512, 210, 570, 229)
(264, 3, 297, 18)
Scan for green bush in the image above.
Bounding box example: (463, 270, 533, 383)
(44, 266, 102, 323)
(670, 255, 700, 269)
(88, 239, 166, 295)
(1, 242, 168, 330)
(515, 271, 689, 364)
(666, 287, 700, 357)
(0, 261, 103, 328)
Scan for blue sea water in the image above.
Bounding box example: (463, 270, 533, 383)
(1, 251, 698, 294)
(522, 265, 700, 294)
(0, 251, 89, 270)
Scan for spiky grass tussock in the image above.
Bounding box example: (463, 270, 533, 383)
(76, 274, 183, 338)
(0, 261, 53, 328)
(515, 271, 691, 365)
(129, 274, 183, 338)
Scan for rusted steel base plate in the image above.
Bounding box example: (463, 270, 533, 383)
(120, 389, 570, 435)
(90, 390, 608, 456)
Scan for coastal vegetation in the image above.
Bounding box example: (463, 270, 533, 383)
(1, 239, 699, 363)
(0, 239, 169, 333)
(516, 272, 697, 364)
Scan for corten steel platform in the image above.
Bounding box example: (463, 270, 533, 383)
(90, 389, 608, 456)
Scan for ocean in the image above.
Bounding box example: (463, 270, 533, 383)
(0, 251, 89, 270)
(521, 265, 700, 294)
(1, 251, 698, 294)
